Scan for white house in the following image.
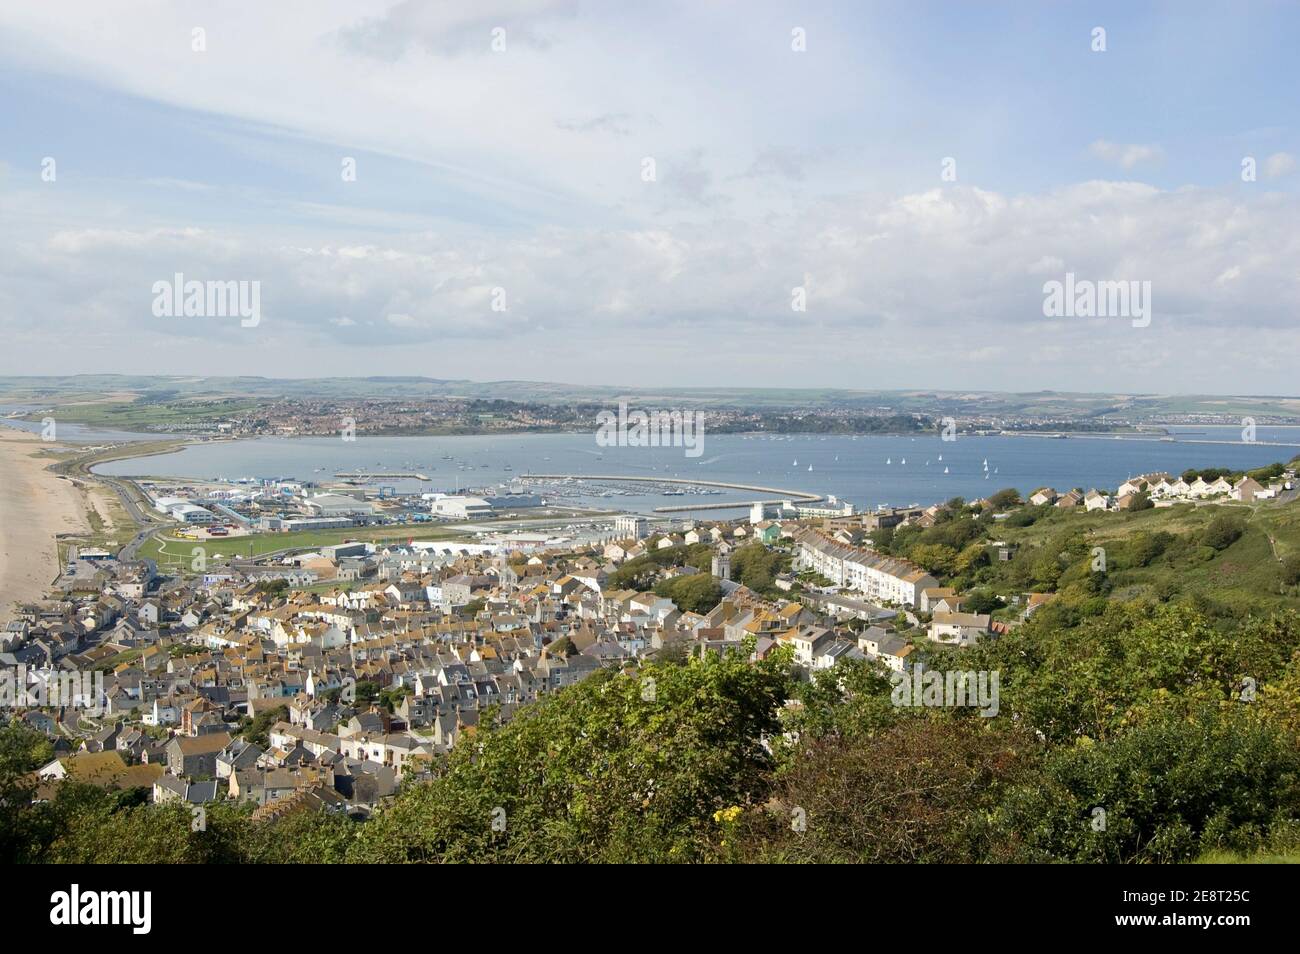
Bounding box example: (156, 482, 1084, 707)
(1084, 490, 1111, 512)
(928, 612, 990, 647)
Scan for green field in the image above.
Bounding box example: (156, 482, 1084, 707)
(28, 396, 260, 430)
(139, 522, 471, 570)
(6, 374, 1300, 419)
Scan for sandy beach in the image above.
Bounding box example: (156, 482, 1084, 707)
(0, 429, 89, 618)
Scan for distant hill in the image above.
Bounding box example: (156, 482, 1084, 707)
(3, 374, 1300, 421)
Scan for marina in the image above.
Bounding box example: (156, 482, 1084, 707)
(90, 427, 1299, 519)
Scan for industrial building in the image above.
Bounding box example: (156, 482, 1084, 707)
(303, 493, 378, 518)
(426, 494, 494, 520)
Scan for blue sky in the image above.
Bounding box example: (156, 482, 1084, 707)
(0, 1, 1297, 392)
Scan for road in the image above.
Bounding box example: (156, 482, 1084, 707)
(50, 444, 168, 563)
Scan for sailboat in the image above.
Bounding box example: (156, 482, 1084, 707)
(886, 457, 892, 465)
(938, 454, 943, 461)
(943, 466, 949, 474)
(982, 458, 988, 467)
(900, 458, 906, 465)
(793, 458, 798, 466)
(808, 464, 813, 471)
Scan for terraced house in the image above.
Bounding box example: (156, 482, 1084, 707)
(792, 529, 938, 608)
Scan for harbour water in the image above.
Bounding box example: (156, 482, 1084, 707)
(92, 426, 1300, 516)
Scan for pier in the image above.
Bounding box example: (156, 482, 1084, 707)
(1002, 432, 1300, 448)
(523, 473, 821, 499)
(334, 472, 432, 481)
(522, 474, 823, 513)
(651, 498, 800, 513)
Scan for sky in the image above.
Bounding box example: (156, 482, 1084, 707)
(0, 1, 1297, 393)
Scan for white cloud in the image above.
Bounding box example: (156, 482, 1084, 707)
(1088, 140, 1164, 170)
(1264, 152, 1297, 178)
(0, 4, 1295, 393)
(4, 182, 1300, 391)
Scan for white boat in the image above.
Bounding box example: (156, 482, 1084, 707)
(807, 465, 813, 471)
(886, 458, 891, 465)
(900, 458, 906, 465)
(793, 459, 798, 466)
(943, 467, 949, 474)
(938, 454, 943, 461)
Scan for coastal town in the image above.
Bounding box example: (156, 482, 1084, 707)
(4, 0, 1300, 915)
(6, 426, 1296, 824)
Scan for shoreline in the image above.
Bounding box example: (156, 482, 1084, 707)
(0, 431, 91, 619)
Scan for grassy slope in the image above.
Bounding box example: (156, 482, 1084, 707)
(32, 397, 260, 428)
(987, 498, 1300, 612)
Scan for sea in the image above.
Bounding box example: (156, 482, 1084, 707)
(82, 426, 1300, 517)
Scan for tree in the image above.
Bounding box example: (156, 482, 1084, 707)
(0, 722, 54, 862)
(1125, 530, 1170, 568)
(1128, 490, 1154, 511)
(993, 705, 1300, 863)
(346, 647, 793, 863)
(870, 525, 896, 552)
(730, 544, 788, 594)
(909, 544, 958, 576)
(964, 589, 1004, 615)
(1006, 509, 1038, 528)
(953, 542, 989, 576)
(987, 488, 1022, 509)
(242, 705, 289, 748)
(1282, 554, 1300, 587)
(1201, 514, 1246, 551)
(654, 573, 723, 614)
(731, 715, 1035, 863)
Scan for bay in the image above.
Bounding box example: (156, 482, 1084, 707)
(93, 426, 1299, 516)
